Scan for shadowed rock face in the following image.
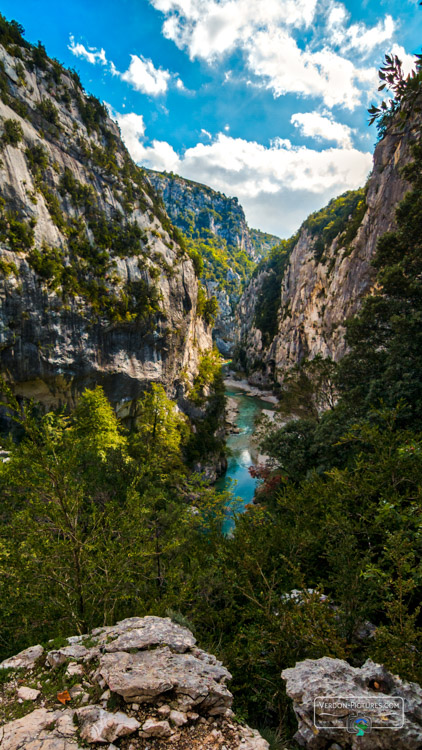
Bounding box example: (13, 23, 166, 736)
(0, 42, 212, 412)
(282, 656, 422, 749)
(236, 106, 420, 385)
(0, 615, 269, 750)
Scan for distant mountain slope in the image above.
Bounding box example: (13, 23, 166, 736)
(147, 169, 278, 353)
(146, 169, 256, 293)
(250, 227, 281, 256)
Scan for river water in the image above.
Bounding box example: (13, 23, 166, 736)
(215, 384, 274, 534)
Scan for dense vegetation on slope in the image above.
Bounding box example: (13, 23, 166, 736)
(253, 236, 297, 346)
(147, 170, 264, 302)
(249, 227, 281, 255)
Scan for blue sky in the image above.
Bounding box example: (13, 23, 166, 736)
(2, 0, 421, 236)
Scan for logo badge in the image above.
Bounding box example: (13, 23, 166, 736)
(347, 715, 372, 736)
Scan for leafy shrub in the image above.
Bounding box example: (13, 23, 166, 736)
(74, 92, 108, 134)
(40, 183, 66, 230)
(27, 243, 65, 289)
(2, 119, 23, 146)
(59, 169, 95, 208)
(31, 42, 48, 70)
(37, 98, 60, 128)
(0, 258, 18, 277)
(0, 211, 34, 252)
(25, 144, 49, 175)
(0, 13, 28, 49)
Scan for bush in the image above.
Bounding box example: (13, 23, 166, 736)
(0, 258, 18, 277)
(25, 144, 49, 175)
(0, 212, 34, 252)
(2, 119, 23, 146)
(37, 98, 60, 128)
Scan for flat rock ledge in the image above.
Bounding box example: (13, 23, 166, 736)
(282, 656, 422, 749)
(0, 615, 268, 750)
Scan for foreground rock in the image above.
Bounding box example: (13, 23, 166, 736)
(282, 656, 422, 749)
(0, 615, 268, 750)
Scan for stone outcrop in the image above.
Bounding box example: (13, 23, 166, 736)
(282, 656, 422, 749)
(236, 106, 420, 384)
(0, 39, 212, 414)
(0, 615, 269, 749)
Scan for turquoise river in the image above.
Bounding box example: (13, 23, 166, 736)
(216, 384, 274, 534)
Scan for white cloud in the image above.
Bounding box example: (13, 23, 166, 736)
(390, 44, 418, 78)
(291, 111, 354, 147)
(121, 55, 172, 95)
(149, 0, 397, 109)
(68, 35, 183, 97)
(201, 128, 212, 138)
(68, 36, 108, 65)
(326, 6, 395, 56)
(346, 15, 395, 54)
(247, 29, 376, 110)
(114, 110, 180, 171)
(115, 109, 372, 236)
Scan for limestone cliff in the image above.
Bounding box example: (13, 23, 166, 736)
(147, 169, 256, 260)
(236, 107, 419, 385)
(0, 32, 212, 415)
(147, 170, 279, 354)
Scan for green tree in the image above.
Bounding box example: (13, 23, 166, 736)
(2, 119, 23, 146)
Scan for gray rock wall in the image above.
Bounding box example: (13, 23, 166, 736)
(0, 43, 212, 413)
(236, 109, 419, 385)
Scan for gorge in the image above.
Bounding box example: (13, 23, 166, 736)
(1, 10, 422, 750)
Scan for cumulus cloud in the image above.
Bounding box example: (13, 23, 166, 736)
(148, 0, 397, 109)
(68, 35, 183, 97)
(346, 15, 395, 54)
(291, 111, 354, 147)
(68, 36, 108, 65)
(114, 109, 372, 236)
(115, 110, 180, 171)
(390, 43, 418, 78)
(121, 55, 172, 95)
(326, 6, 396, 55)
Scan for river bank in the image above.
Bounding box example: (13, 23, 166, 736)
(223, 373, 279, 404)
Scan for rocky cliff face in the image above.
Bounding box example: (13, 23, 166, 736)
(146, 169, 256, 260)
(147, 170, 279, 355)
(0, 36, 211, 415)
(0, 615, 269, 750)
(236, 110, 419, 385)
